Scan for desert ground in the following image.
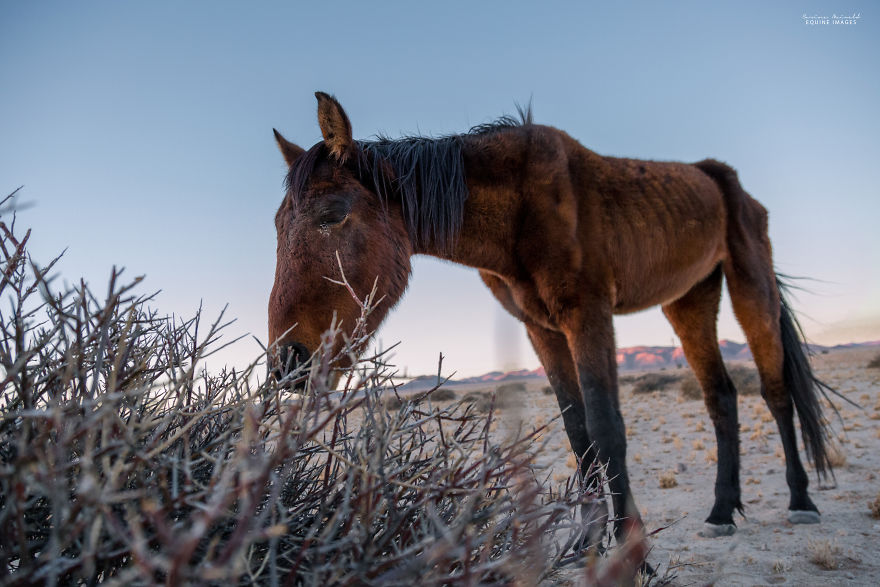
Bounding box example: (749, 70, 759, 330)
(434, 347, 880, 585)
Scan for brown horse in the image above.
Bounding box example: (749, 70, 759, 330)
(269, 92, 838, 548)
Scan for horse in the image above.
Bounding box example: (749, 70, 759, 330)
(268, 91, 839, 555)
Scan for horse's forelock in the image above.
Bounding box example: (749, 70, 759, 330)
(283, 142, 328, 203)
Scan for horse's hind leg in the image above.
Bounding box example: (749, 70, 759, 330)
(723, 261, 820, 522)
(662, 265, 742, 536)
(525, 321, 608, 547)
(699, 162, 824, 523)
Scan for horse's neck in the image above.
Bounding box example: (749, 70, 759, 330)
(415, 177, 521, 277)
(415, 128, 540, 276)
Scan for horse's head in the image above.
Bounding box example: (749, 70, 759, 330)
(268, 92, 412, 386)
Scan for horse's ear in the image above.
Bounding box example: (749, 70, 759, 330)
(315, 91, 353, 162)
(273, 129, 305, 167)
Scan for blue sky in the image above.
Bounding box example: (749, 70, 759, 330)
(1, 1, 877, 377)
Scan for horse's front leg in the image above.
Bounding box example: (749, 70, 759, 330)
(560, 304, 644, 546)
(479, 271, 612, 548)
(523, 320, 609, 549)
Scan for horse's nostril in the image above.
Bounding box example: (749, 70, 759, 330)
(271, 342, 311, 382)
(288, 342, 310, 367)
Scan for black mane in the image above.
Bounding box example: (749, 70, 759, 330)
(284, 105, 532, 252)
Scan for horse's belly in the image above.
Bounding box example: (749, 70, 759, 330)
(611, 220, 726, 314)
(613, 259, 722, 314)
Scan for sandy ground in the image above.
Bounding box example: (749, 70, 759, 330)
(455, 347, 880, 585)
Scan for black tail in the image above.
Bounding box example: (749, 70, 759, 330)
(776, 277, 852, 479)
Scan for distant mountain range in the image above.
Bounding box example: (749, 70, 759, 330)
(398, 339, 880, 391)
(615, 339, 753, 370)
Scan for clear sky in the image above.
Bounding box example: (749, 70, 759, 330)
(1, 1, 878, 378)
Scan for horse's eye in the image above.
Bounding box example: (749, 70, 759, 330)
(316, 199, 351, 229)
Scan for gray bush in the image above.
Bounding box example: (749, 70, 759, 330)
(0, 192, 625, 585)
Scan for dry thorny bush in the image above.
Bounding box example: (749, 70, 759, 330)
(0, 191, 652, 585)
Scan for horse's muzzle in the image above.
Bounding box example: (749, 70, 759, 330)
(269, 342, 311, 387)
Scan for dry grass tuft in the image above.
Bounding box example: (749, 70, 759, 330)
(459, 382, 532, 416)
(658, 470, 678, 488)
(807, 539, 842, 570)
(679, 363, 761, 400)
(679, 375, 702, 400)
(869, 493, 880, 519)
(631, 372, 684, 394)
(867, 353, 880, 369)
(385, 386, 453, 409)
(463, 390, 494, 413)
(728, 364, 761, 394)
(772, 559, 790, 573)
(430, 386, 457, 401)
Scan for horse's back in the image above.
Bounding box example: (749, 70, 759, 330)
(559, 133, 731, 312)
